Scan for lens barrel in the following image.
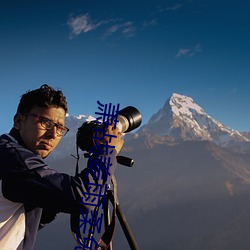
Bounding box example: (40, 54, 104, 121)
(117, 106, 142, 133)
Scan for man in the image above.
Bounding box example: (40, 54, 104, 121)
(0, 84, 124, 250)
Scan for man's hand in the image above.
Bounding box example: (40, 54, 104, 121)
(105, 125, 124, 154)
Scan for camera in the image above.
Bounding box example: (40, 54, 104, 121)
(76, 106, 142, 152)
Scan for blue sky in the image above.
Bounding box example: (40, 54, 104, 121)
(0, 0, 250, 135)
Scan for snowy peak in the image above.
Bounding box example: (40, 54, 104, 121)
(169, 93, 205, 117)
(140, 93, 250, 147)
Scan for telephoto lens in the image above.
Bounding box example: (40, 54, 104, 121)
(76, 106, 142, 152)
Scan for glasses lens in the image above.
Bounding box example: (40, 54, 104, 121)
(36, 115, 68, 136)
(59, 126, 69, 136)
(41, 117, 54, 130)
(56, 126, 64, 136)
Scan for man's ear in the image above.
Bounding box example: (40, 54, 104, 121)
(14, 113, 24, 130)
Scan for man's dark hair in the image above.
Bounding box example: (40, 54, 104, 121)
(17, 84, 68, 114)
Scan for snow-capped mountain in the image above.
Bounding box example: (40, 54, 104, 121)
(49, 92, 250, 160)
(139, 93, 250, 147)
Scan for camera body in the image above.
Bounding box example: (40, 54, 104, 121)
(77, 106, 142, 152)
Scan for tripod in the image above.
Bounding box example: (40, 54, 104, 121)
(100, 175, 139, 250)
(71, 151, 139, 250)
(71, 176, 139, 250)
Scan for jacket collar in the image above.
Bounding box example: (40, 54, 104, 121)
(8, 127, 26, 147)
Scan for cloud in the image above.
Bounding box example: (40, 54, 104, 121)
(143, 19, 158, 28)
(121, 22, 137, 37)
(103, 21, 136, 38)
(67, 13, 137, 39)
(166, 4, 183, 11)
(175, 48, 190, 58)
(175, 44, 202, 58)
(67, 13, 111, 39)
(189, 44, 202, 56)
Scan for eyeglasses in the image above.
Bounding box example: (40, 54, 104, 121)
(24, 113, 69, 137)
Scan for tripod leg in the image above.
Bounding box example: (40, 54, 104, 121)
(107, 193, 139, 250)
(115, 203, 139, 250)
(101, 176, 139, 249)
(104, 191, 113, 250)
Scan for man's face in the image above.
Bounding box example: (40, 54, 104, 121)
(15, 106, 66, 158)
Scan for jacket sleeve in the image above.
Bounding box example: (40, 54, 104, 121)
(0, 139, 117, 214)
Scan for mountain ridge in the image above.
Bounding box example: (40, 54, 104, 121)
(138, 93, 249, 147)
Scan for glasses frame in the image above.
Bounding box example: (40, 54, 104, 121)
(24, 113, 69, 137)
